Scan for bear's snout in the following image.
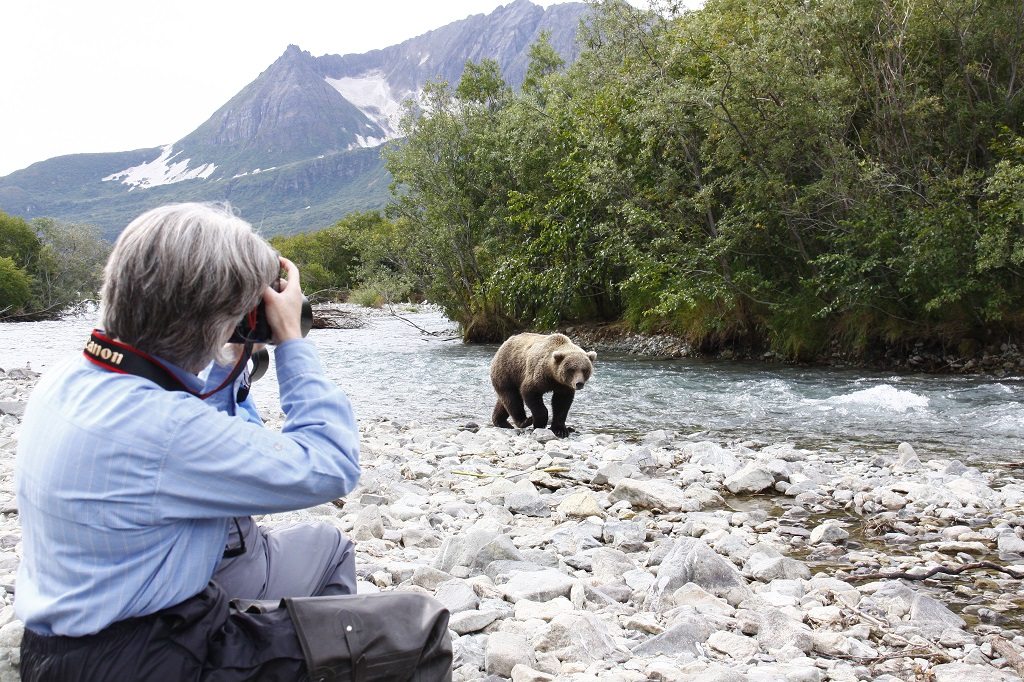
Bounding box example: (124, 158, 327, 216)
(575, 381, 585, 390)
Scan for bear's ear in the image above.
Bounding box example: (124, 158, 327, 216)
(587, 351, 597, 363)
(552, 351, 566, 364)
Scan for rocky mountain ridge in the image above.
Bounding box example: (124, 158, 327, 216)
(0, 0, 588, 238)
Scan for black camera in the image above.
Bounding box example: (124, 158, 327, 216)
(228, 280, 313, 344)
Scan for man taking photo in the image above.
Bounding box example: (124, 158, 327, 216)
(14, 203, 452, 681)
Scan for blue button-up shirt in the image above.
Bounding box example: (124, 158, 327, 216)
(15, 339, 360, 636)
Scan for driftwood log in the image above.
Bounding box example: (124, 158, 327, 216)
(855, 561, 1024, 581)
(312, 308, 363, 330)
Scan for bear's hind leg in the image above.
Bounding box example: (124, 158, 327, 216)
(495, 390, 532, 428)
(492, 400, 512, 428)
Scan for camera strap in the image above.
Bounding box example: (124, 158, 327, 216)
(84, 330, 252, 402)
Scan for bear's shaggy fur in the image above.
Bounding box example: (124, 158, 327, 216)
(490, 333, 596, 438)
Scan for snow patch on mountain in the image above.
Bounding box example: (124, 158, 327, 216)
(325, 72, 410, 140)
(102, 145, 217, 190)
(350, 135, 386, 150)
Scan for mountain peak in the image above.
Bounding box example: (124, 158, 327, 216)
(279, 44, 310, 61)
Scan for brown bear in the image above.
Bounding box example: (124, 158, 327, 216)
(490, 333, 596, 438)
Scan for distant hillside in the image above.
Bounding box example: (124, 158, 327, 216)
(0, 0, 589, 240)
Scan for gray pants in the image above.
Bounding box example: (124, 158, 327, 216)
(213, 517, 357, 599)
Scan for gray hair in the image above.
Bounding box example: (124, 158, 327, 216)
(101, 203, 279, 372)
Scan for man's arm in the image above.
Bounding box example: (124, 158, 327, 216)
(153, 339, 360, 519)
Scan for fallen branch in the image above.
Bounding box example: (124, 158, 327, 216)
(855, 561, 1024, 581)
(385, 303, 454, 338)
(312, 307, 363, 329)
(990, 635, 1024, 678)
(827, 644, 951, 665)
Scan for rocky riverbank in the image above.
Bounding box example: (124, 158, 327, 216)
(0, 365, 1023, 681)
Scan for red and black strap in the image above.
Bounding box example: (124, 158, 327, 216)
(84, 330, 251, 400)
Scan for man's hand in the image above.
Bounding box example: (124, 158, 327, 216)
(263, 257, 304, 345)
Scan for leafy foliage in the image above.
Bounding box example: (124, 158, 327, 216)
(0, 257, 32, 315)
(285, 0, 1024, 356)
(0, 211, 109, 319)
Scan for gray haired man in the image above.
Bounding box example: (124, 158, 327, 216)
(15, 203, 452, 681)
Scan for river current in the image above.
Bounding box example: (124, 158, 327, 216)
(4, 306, 1023, 464)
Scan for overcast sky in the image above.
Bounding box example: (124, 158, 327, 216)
(0, 1, 680, 177)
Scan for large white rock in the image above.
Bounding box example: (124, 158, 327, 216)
(590, 547, 637, 584)
(501, 569, 576, 603)
(448, 609, 501, 635)
(997, 533, 1024, 554)
(434, 578, 479, 614)
(514, 597, 575, 622)
(724, 464, 775, 494)
(808, 521, 849, 545)
(556, 491, 604, 518)
(755, 607, 813, 653)
(688, 442, 741, 476)
(485, 632, 535, 677)
(671, 582, 735, 616)
(647, 538, 749, 609)
(533, 612, 622, 664)
(608, 479, 688, 511)
(707, 630, 759, 661)
(743, 553, 811, 582)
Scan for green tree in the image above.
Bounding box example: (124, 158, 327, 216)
(31, 218, 110, 314)
(0, 257, 32, 316)
(270, 223, 360, 300)
(0, 211, 42, 269)
(385, 64, 518, 340)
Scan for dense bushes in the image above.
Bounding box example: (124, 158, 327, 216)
(270, 211, 416, 307)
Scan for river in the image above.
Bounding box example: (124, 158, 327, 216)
(4, 305, 1023, 464)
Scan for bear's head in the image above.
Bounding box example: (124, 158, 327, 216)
(552, 349, 597, 391)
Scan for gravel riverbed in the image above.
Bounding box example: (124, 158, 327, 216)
(0, 362, 1022, 681)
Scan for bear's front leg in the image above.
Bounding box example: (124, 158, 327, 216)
(524, 393, 548, 431)
(550, 389, 576, 438)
